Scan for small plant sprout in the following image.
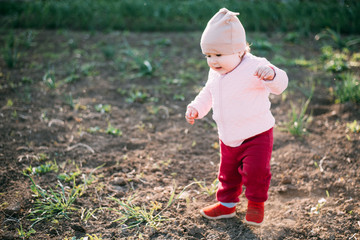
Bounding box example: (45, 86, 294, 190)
(314, 161, 319, 169)
(124, 45, 155, 77)
(17, 222, 36, 239)
(43, 68, 56, 89)
(64, 73, 80, 83)
(87, 126, 101, 134)
(11, 110, 18, 119)
(82, 164, 105, 187)
(310, 198, 326, 215)
(126, 89, 150, 103)
(141, 60, 153, 76)
(106, 123, 122, 136)
(41, 111, 48, 122)
(80, 63, 97, 76)
(95, 104, 111, 113)
(212, 141, 219, 149)
(6, 99, 13, 107)
(23, 161, 59, 175)
(67, 38, 78, 50)
(346, 120, 360, 133)
(108, 196, 167, 230)
(64, 93, 75, 109)
(101, 44, 116, 60)
(86, 234, 103, 240)
(58, 166, 82, 182)
(80, 207, 98, 223)
(284, 96, 312, 137)
(173, 94, 185, 101)
(37, 153, 49, 161)
(194, 178, 219, 196)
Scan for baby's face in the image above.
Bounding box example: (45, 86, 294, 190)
(204, 52, 241, 74)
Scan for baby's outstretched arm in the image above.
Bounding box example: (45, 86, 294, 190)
(185, 106, 198, 125)
(254, 65, 275, 81)
(255, 63, 288, 95)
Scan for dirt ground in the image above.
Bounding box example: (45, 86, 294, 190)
(0, 30, 359, 240)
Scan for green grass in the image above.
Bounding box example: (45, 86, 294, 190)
(283, 95, 313, 137)
(320, 45, 352, 73)
(27, 176, 81, 227)
(23, 161, 59, 175)
(123, 46, 156, 77)
(95, 104, 111, 113)
(333, 73, 360, 103)
(108, 196, 167, 230)
(64, 93, 75, 109)
(17, 223, 36, 239)
(2, 32, 19, 68)
(85, 234, 103, 240)
(346, 120, 360, 133)
(315, 28, 360, 50)
(106, 123, 123, 136)
(101, 44, 116, 60)
(80, 207, 98, 224)
(272, 55, 314, 68)
(125, 89, 150, 103)
(43, 68, 57, 89)
(1, 0, 359, 34)
(58, 167, 82, 183)
(194, 178, 219, 197)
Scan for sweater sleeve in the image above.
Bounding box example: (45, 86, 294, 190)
(263, 64, 289, 95)
(187, 74, 213, 119)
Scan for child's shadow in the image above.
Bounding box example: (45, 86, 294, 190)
(201, 216, 260, 240)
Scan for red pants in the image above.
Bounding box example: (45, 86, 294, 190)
(216, 128, 273, 203)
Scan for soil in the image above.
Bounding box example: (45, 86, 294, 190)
(0, 30, 359, 240)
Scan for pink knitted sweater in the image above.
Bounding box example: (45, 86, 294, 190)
(188, 53, 288, 147)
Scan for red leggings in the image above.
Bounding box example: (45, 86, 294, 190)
(216, 128, 273, 203)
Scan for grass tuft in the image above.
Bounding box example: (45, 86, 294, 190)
(108, 196, 167, 230)
(27, 175, 81, 227)
(2, 32, 19, 68)
(193, 178, 219, 196)
(333, 73, 360, 103)
(1, 1, 360, 34)
(283, 95, 312, 137)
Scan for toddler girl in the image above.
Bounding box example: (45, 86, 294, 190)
(185, 8, 288, 226)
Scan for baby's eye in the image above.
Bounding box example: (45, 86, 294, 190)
(204, 54, 211, 58)
(216, 54, 222, 57)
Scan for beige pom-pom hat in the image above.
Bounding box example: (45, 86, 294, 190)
(200, 8, 246, 55)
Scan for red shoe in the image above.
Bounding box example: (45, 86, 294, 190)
(244, 200, 264, 226)
(200, 203, 236, 220)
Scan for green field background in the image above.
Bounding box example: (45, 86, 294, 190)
(1, 0, 359, 34)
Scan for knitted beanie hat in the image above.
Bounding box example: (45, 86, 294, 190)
(200, 8, 246, 55)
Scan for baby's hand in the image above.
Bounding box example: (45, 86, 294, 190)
(185, 106, 198, 125)
(254, 65, 275, 81)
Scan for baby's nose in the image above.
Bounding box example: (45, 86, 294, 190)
(208, 57, 217, 64)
